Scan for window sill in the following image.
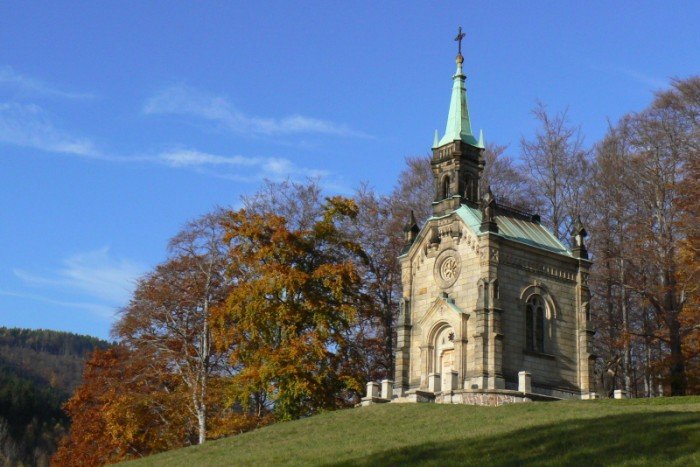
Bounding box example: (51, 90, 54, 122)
(523, 349, 556, 360)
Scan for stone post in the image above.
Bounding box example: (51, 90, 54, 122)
(428, 373, 441, 393)
(518, 371, 532, 394)
(613, 389, 627, 399)
(575, 257, 595, 394)
(366, 381, 380, 399)
(443, 371, 459, 392)
(381, 380, 393, 400)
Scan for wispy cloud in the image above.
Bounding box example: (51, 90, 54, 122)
(614, 67, 667, 89)
(0, 65, 94, 100)
(0, 101, 331, 182)
(593, 64, 667, 89)
(143, 84, 369, 138)
(0, 289, 115, 319)
(0, 102, 101, 157)
(154, 149, 329, 182)
(14, 247, 146, 305)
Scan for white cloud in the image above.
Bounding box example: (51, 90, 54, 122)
(0, 102, 101, 157)
(0, 289, 115, 319)
(0, 102, 331, 183)
(155, 149, 329, 182)
(14, 247, 146, 305)
(143, 84, 369, 138)
(156, 149, 261, 168)
(0, 65, 94, 100)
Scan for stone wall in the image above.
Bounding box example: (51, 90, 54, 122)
(404, 213, 480, 389)
(436, 390, 527, 406)
(398, 210, 587, 397)
(497, 239, 580, 392)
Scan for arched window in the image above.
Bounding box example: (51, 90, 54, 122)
(441, 176, 451, 199)
(525, 295, 546, 352)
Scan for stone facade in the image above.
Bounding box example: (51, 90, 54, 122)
(393, 203, 595, 403)
(378, 43, 595, 407)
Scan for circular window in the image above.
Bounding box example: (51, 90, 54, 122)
(434, 249, 461, 288)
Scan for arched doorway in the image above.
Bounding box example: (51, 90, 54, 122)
(434, 325, 455, 389)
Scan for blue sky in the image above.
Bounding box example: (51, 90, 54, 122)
(1, 1, 698, 339)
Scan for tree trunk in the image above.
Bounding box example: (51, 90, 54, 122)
(196, 403, 206, 445)
(620, 259, 631, 394)
(668, 317, 686, 395)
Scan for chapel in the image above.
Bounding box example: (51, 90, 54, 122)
(365, 31, 596, 406)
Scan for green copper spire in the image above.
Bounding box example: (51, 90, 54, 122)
(434, 29, 483, 149)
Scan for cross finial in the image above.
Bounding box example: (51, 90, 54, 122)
(454, 26, 465, 55)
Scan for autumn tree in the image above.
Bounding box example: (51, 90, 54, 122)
(243, 178, 405, 383)
(213, 197, 368, 420)
(341, 184, 401, 378)
(389, 156, 434, 226)
(588, 122, 642, 395)
(521, 102, 591, 241)
(586, 76, 699, 396)
(55, 212, 259, 465)
(629, 76, 699, 395)
(481, 143, 531, 209)
(113, 212, 232, 444)
(52, 347, 190, 466)
(242, 178, 324, 231)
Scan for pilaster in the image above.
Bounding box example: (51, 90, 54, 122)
(470, 233, 504, 390)
(395, 257, 413, 391)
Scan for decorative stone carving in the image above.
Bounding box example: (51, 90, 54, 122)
(434, 249, 461, 288)
(479, 246, 499, 265)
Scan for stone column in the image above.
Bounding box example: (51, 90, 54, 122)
(575, 258, 595, 394)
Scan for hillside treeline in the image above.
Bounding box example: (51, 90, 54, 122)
(53, 77, 699, 466)
(0, 328, 109, 466)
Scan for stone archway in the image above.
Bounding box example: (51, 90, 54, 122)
(434, 325, 455, 390)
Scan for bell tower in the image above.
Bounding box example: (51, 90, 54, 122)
(431, 28, 485, 217)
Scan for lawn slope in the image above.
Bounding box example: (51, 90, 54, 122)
(127, 396, 700, 466)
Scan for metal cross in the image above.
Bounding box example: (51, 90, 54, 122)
(454, 26, 465, 55)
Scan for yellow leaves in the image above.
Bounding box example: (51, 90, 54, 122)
(213, 197, 367, 420)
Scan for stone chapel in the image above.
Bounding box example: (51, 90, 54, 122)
(364, 35, 596, 406)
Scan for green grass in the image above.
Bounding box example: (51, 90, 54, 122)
(125, 396, 700, 466)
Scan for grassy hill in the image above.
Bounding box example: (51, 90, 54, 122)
(126, 396, 700, 466)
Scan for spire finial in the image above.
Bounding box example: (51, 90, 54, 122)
(454, 26, 465, 57)
(437, 26, 478, 148)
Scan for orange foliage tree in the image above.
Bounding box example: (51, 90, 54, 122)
(213, 196, 369, 420)
(52, 347, 190, 466)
